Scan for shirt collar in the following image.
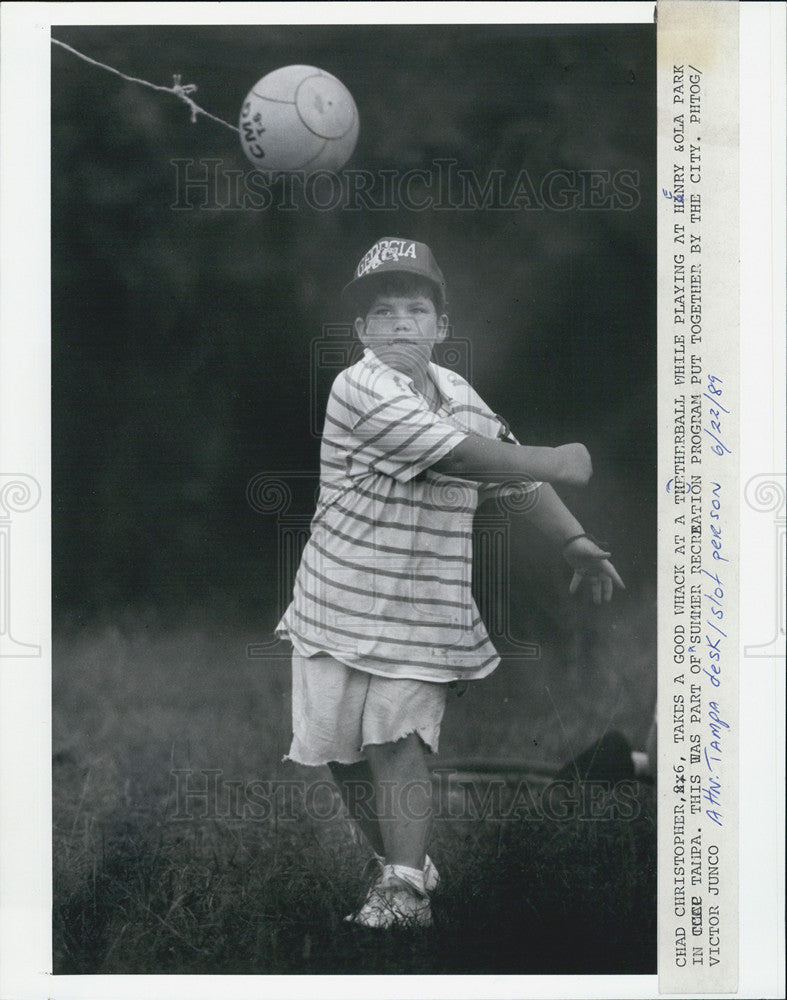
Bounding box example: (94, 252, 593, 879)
(361, 348, 453, 407)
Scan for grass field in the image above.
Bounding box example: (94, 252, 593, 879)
(53, 604, 656, 975)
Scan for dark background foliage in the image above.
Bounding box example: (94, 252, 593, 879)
(51, 23, 655, 630)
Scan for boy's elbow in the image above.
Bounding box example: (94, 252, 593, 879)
(434, 433, 487, 476)
(431, 442, 466, 476)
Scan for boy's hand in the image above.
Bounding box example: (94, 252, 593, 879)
(553, 443, 592, 487)
(564, 535, 625, 605)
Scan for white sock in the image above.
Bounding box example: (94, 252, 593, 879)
(375, 851, 432, 874)
(383, 863, 426, 896)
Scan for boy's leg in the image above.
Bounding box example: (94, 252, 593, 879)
(328, 759, 385, 857)
(364, 732, 432, 871)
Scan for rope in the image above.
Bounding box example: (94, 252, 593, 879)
(51, 37, 240, 134)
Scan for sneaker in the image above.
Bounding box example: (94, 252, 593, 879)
(344, 870, 433, 929)
(370, 852, 440, 893)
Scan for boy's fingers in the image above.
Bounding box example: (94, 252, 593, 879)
(570, 568, 623, 601)
(570, 562, 625, 600)
(602, 561, 626, 590)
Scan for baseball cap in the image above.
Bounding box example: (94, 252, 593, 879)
(342, 236, 446, 309)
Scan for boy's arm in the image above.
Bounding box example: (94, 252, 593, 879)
(430, 432, 592, 488)
(430, 433, 624, 602)
(525, 482, 625, 604)
(519, 481, 583, 544)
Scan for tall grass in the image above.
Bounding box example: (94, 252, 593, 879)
(53, 615, 656, 974)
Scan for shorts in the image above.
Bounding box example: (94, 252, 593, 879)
(286, 652, 449, 767)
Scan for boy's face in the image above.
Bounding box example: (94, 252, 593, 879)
(354, 292, 448, 379)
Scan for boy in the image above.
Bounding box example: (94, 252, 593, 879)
(276, 236, 624, 928)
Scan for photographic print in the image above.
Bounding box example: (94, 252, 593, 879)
(0, 4, 783, 999)
(48, 15, 657, 977)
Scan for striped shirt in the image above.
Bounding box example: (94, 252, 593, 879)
(276, 348, 539, 682)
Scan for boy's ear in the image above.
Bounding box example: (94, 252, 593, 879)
(354, 316, 367, 341)
(435, 313, 449, 342)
